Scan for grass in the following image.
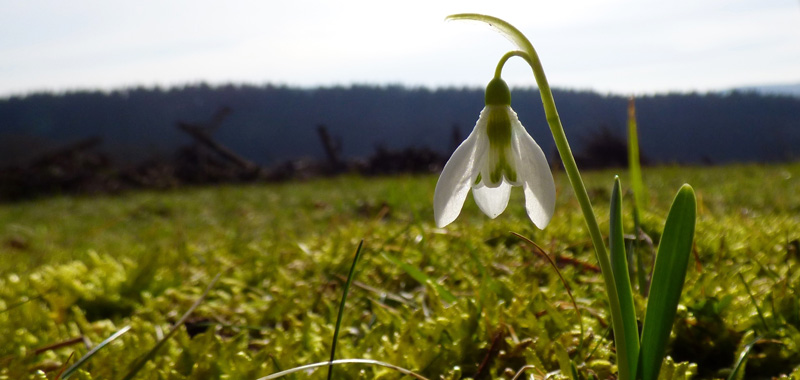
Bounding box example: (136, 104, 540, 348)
(1, 163, 799, 379)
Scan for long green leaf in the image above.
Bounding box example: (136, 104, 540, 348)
(60, 325, 132, 379)
(0, 295, 42, 315)
(122, 272, 222, 380)
(736, 273, 770, 331)
(627, 97, 646, 224)
(327, 240, 364, 380)
(553, 341, 574, 380)
(609, 177, 639, 379)
(381, 252, 457, 304)
(727, 336, 758, 380)
(627, 97, 649, 296)
(639, 184, 696, 380)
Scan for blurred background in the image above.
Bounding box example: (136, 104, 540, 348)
(1, 0, 799, 199)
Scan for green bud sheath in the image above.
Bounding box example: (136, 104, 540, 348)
(484, 77, 511, 105)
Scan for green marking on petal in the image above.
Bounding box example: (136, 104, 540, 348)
(481, 79, 518, 187)
(506, 161, 517, 183)
(490, 164, 502, 184)
(486, 107, 512, 148)
(487, 145, 516, 186)
(481, 104, 518, 186)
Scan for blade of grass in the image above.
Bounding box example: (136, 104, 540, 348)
(553, 341, 575, 380)
(628, 97, 649, 296)
(609, 177, 639, 379)
(638, 185, 696, 380)
(260, 358, 431, 380)
(627, 97, 646, 224)
(269, 355, 297, 380)
(327, 240, 364, 380)
(510, 364, 545, 380)
(727, 336, 759, 380)
(736, 273, 770, 331)
(634, 237, 648, 297)
(569, 362, 580, 380)
(53, 352, 74, 380)
(61, 325, 132, 379)
(466, 244, 509, 313)
(467, 248, 490, 324)
(511, 232, 584, 350)
(0, 295, 43, 315)
(626, 239, 635, 289)
(332, 275, 413, 306)
(584, 325, 613, 362)
(122, 271, 222, 380)
(381, 251, 457, 304)
(192, 321, 271, 331)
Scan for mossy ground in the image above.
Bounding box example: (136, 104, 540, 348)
(1, 164, 799, 379)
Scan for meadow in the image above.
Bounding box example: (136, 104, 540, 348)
(1, 163, 799, 379)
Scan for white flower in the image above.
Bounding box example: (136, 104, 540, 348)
(434, 78, 555, 228)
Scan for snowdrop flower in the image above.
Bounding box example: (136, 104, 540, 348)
(434, 77, 555, 228)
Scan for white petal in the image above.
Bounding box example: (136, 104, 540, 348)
(433, 124, 488, 228)
(472, 180, 512, 219)
(509, 110, 556, 229)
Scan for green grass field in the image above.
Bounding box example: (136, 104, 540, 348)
(1, 163, 799, 379)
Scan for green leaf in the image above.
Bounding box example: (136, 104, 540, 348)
(727, 333, 758, 380)
(627, 97, 649, 296)
(609, 177, 639, 379)
(327, 240, 364, 380)
(553, 341, 575, 380)
(639, 184, 697, 380)
(627, 97, 646, 224)
(122, 272, 222, 380)
(736, 272, 770, 331)
(60, 325, 131, 379)
(446, 14, 536, 63)
(381, 252, 457, 304)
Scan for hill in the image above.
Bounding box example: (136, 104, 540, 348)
(1, 84, 799, 167)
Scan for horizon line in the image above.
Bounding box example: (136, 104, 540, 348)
(2, 79, 800, 100)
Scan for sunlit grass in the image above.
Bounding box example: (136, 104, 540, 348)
(1, 163, 799, 379)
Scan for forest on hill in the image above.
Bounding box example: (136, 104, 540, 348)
(1, 84, 799, 169)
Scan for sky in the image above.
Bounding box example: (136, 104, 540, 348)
(1, 0, 799, 97)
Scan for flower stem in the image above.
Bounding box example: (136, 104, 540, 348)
(494, 50, 528, 79)
(450, 13, 638, 380)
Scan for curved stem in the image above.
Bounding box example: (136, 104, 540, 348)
(451, 13, 636, 380)
(494, 50, 528, 79)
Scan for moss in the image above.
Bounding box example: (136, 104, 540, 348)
(0, 164, 798, 379)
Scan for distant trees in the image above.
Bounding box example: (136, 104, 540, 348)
(1, 84, 798, 168)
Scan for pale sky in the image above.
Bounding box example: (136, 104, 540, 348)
(1, 0, 799, 97)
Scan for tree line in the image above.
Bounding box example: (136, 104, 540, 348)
(1, 83, 799, 167)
